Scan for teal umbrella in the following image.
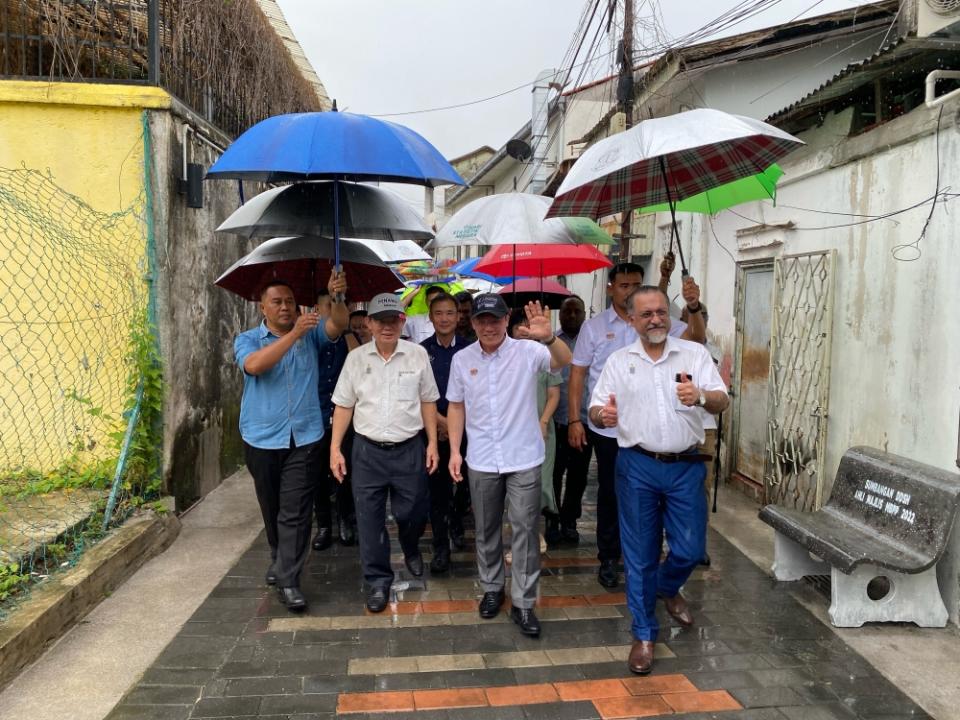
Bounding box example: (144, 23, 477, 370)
(636, 164, 783, 216)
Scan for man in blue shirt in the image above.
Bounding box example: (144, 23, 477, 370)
(234, 275, 348, 612)
(420, 292, 468, 573)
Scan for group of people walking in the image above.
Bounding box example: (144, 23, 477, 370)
(234, 255, 728, 675)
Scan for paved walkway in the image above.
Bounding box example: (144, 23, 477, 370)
(103, 486, 932, 720)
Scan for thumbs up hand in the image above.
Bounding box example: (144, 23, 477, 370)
(599, 393, 619, 428)
(676, 372, 699, 407)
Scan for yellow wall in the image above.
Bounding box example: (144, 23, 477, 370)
(0, 82, 167, 474)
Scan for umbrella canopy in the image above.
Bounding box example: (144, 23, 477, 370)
(215, 236, 403, 306)
(215, 181, 434, 242)
(474, 243, 613, 278)
(546, 109, 802, 219)
(426, 193, 613, 250)
(498, 278, 572, 308)
(206, 111, 466, 187)
(355, 239, 430, 262)
(449, 257, 518, 284)
(636, 163, 783, 216)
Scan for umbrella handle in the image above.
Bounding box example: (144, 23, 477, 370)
(658, 157, 690, 277)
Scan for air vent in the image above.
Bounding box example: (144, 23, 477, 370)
(926, 0, 960, 15)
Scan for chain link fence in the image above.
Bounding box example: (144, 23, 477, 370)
(0, 165, 157, 616)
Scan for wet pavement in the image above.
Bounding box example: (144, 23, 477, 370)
(105, 486, 932, 720)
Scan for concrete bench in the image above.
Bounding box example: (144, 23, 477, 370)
(759, 446, 960, 627)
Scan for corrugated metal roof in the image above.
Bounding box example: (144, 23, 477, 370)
(765, 37, 960, 124)
(256, 0, 332, 110)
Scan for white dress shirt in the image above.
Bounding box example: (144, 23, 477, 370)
(590, 336, 726, 453)
(401, 314, 435, 344)
(446, 336, 552, 474)
(332, 339, 440, 442)
(572, 306, 688, 439)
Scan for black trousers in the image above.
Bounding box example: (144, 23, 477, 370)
(551, 422, 593, 527)
(429, 439, 454, 551)
(587, 428, 622, 563)
(352, 434, 428, 590)
(314, 425, 356, 529)
(245, 439, 321, 588)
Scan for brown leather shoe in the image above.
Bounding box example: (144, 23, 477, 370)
(662, 592, 694, 626)
(628, 640, 655, 675)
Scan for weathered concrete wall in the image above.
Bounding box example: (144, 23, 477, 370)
(665, 97, 960, 621)
(146, 109, 259, 510)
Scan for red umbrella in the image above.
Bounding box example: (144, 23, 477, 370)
(498, 278, 572, 308)
(215, 236, 404, 305)
(473, 243, 613, 278)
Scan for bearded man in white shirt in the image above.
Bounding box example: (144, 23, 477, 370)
(590, 286, 728, 676)
(446, 294, 572, 638)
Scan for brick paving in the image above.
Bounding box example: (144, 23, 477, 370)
(106, 484, 932, 720)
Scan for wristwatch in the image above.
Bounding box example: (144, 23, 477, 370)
(697, 391, 707, 407)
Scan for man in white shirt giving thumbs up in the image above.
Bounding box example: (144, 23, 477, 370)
(590, 286, 728, 676)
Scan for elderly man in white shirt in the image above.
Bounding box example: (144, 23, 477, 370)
(590, 286, 728, 676)
(568, 261, 705, 590)
(446, 294, 572, 638)
(330, 293, 440, 614)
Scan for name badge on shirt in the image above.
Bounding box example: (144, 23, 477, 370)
(470, 368, 478, 376)
(606, 332, 616, 340)
(365, 366, 371, 374)
(629, 364, 636, 374)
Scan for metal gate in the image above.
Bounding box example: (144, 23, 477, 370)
(764, 250, 836, 510)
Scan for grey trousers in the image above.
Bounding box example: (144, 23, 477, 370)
(469, 466, 541, 609)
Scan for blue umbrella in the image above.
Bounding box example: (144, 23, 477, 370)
(207, 111, 466, 187)
(206, 109, 465, 294)
(449, 257, 519, 284)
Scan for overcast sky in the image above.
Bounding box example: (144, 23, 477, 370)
(277, 0, 873, 161)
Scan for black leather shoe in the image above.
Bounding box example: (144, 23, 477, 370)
(560, 524, 580, 544)
(339, 517, 357, 546)
(449, 521, 466, 550)
(404, 552, 424, 577)
(366, 587, 389, 613)
(430, 547, 450, 574)
(277, 586, 306, 611)
(598, 559, 619, 588)
(478, 590, 505, 619)
(510, 606, 541, 637)
(544, 515, 561, 546)
(312, 526, 332, 551)
(265, 568, 278, 586)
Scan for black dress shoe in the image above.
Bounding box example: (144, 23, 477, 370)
(598, 559, 619, 589)
(560, 524, 580, 544)
(312, 527, 333, 551)
(404, 552, 424, 577)
(430, 547, 450, 574)
(449, 521, 466, 550)
(366, 587, 389, 613)
(544, 515, 561, 546)
(478, 590, 505, 619)
(339, 517, 357, 546)
(265, 568, 278, 586)
(277, 586, 306, 611)
(510, 606, 541, 637)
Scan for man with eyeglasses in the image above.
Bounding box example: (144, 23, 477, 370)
(589, 286, 727, 675)
(567, 261, 705, 590)
(330, 293, 440, 613)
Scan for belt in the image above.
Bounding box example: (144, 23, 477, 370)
(631, 446, 712, 464)
(358, 434, 419, 450)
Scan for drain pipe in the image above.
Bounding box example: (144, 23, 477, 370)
(528, 69, 556, 195)
(924, 69, 960, 108)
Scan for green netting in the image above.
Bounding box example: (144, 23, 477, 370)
(0, 163, 158, 615)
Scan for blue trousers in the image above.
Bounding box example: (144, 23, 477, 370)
(616, 448, 707, 641)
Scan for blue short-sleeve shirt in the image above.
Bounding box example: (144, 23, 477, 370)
(235, 321, 330, 449)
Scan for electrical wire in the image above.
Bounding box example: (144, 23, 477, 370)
(891, 105, 944, 262)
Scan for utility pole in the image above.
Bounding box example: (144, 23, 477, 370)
(617, 0, 634, 262)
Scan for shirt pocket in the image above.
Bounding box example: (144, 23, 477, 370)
(397, 374, 420, 401)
